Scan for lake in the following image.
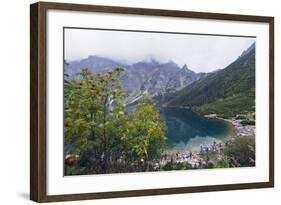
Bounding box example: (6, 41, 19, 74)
(160, 107, 233, 151)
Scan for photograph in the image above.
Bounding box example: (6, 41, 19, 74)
(63, 28, 256, 176)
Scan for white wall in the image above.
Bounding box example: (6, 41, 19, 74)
(0, 0, 279, 204)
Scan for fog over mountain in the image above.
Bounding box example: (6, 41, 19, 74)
(65, 28, 255, 73)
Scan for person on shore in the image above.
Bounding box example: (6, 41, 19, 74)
(200, 145, 203, 154)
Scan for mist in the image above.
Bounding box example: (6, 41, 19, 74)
(64, 28, 255, 73)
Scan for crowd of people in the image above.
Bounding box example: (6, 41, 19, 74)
(161, 141, 223, 168)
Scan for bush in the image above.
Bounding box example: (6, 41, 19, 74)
(214, 158, 230, 168)
(224, 136, 255, 167)
(162, 161, 193, 171)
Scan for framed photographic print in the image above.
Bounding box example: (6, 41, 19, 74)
(30, 1, 274, 202)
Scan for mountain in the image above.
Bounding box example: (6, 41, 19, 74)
(65, 56, 206, 104)
(165, 43, 256, 118)
(65, 55, 124, 76)
(144, 62, 196, 95)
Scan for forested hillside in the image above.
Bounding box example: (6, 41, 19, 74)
(166, 43, 255, 118)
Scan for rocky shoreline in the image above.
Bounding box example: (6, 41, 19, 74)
(204, 114, 255, 137)
(159, 113, 255, 168)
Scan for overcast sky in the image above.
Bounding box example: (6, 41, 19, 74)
(64, 28, 255, 73)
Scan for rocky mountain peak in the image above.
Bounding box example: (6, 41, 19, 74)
(182, 64, 189, 70)
(179, 64, 196, 76)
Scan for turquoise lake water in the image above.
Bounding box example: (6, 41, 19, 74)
(160, 108, 233, 151)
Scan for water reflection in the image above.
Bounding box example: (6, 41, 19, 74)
(160, 107, 232, 150)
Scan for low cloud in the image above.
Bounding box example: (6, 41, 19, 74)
(65, 28, 255, 73)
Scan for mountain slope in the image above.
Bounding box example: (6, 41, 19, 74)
(166, 43, 256, 118)
(65, 56, 206, 104)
